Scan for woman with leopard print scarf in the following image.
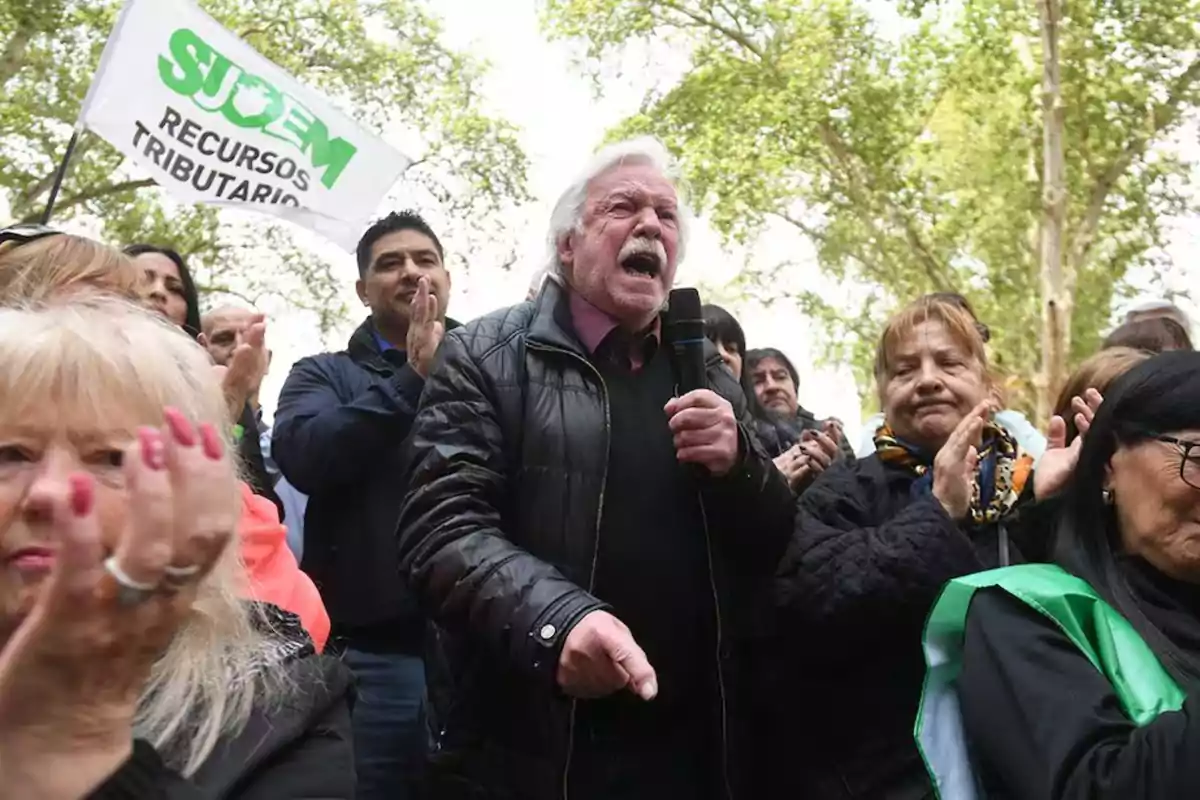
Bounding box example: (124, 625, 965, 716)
(741, 294, 1098, 800)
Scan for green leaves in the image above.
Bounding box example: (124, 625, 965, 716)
(544, 0, 1200, 415)
(0, 0, 529, 331)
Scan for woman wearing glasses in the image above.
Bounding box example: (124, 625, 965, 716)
(922, 351, 1200, 799)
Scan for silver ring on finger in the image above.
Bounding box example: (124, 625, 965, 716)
(102, 556, 159, 607)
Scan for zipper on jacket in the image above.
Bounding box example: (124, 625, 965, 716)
(697, 498, 733, 800)
(525, 340, 610, 800)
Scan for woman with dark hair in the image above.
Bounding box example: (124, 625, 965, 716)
(745, 346, 852, 459)
(125, 244, 202, 337)
(920, 351, 1200, 798)
(1103, 315, 1194, 353)
(701, 303, 747, 380)
(125, 244, 284, 522)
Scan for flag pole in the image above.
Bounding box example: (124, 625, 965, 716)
(41, 0, 137, 224)
(41, 127, 83, 225)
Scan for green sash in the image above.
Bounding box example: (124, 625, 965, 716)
(915, 563, 1185, 800)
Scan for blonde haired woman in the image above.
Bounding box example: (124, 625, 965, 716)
(0, 224, 143, 303)
(0, 298, 353, 797)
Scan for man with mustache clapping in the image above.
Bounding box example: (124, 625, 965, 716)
(397, 139, 794, 800)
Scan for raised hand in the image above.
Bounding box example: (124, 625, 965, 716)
(664, 390, 739, 476)
(932, 401, 990, 520)
(407, 276, 445, 379)
(798, 422, 841, 474)
(0, 408, 236, 797)
(557, 610, 658, 701)
(1034, 388, 1103, 500)
(221, 314, 268, 420)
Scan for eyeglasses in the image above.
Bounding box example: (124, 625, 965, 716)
(1150, 434, 1200, 491)
(0, 224, 61, 248)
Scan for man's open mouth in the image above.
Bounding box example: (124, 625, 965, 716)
(620, 251, 661, 277)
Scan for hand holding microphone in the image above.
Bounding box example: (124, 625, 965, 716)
(662, 288, 740, 476)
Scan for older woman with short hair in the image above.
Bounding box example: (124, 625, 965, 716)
(748, 295, 1095, 799)
(0, 297, 353, 798)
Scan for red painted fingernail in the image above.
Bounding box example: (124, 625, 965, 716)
(140, 428, 166, 470)
(164, 407, 196, 447)
(69, 474, 94, 517)
(199, 423, 224, 460)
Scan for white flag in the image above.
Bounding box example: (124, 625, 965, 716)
(79, 0, 411, 250)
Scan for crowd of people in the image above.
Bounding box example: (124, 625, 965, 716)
(0, 136, 1198, 800)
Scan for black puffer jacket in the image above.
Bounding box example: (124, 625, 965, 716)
(89, 605, 355, 799)
(746, 454, 1042, 800)
(396, 280, 795, 800)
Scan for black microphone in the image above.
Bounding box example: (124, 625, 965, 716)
(664, 287, 708, 394)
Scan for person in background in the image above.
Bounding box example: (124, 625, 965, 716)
(702, 303, 746, 381)
(397, 138, 795, 800)
(0, 297, 352, 798)
(856, 292, 1048, 460)
(1125, 297, 1192, 328)
(745, 347, 850, 484)
(1103, 315, 1193, 353)
(753, 294, 1097, 799)
(1055, 347, 1150, 444)
(273, 210, 458, 800)
(703, 307, 837, 492)
(200, 304, 310, 562)
(126, 245, 282, 516)
(936, 352, 1200, 799)
(0, 226, 142, 302)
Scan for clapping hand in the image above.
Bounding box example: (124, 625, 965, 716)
(1034, 388, 1103, 500)
(218, 314, 268, 421)
(932, 402, 991, 520)
(0, 409, 236, 798)
(774, 445, 812, 490)
(407, 276, 445, 379)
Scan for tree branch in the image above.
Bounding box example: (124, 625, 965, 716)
(657, 0, 764, 60)
(1068, 56, 1200, 270)
(816, 121, 952, 291)
(19, 178, 157, 224)
(16, 136, 99, 212)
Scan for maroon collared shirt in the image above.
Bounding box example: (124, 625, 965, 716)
(568, 290, 661, 372)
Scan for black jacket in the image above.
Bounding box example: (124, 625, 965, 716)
(236, 402, 282, 518)
(754, 405, 856, 462)
(750, 454, 1037, 800)
(88, 607, 355, 799)
(959, 568, 1200, 799)
(272, 317, 458, 647)
(396, 280, 795, 800)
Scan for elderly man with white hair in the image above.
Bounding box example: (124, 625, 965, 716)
(397, 138, 794, 799)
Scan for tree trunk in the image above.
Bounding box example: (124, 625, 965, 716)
(1036, 0, 1069, 424)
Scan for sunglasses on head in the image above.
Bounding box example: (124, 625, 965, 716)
(0, 224, 62, 248)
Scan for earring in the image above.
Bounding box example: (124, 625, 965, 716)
(1102, 489, 1114, 505)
